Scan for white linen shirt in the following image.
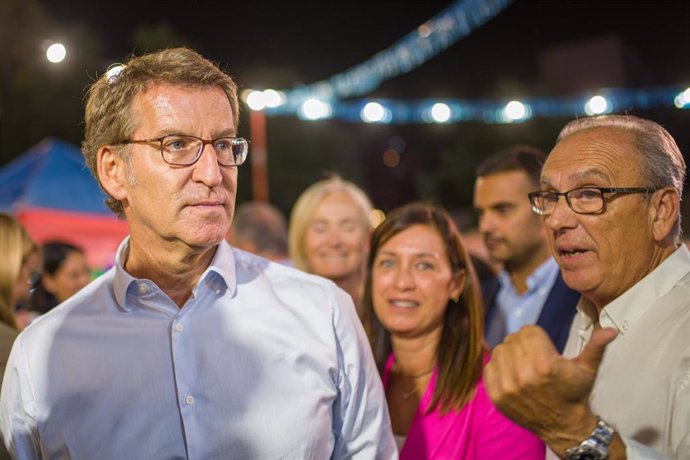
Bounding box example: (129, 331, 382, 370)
(552, 244, 690, 460)
(0, 239, 396, 459)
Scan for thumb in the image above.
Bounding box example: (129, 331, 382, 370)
(574, 326, 618, 373)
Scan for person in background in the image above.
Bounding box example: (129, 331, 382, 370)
(0, 213, 38, 375)
(0, 214, 32, 460)
(289, 175, 373, 330)
(364, 202, 544, 459)
(473, 146, 579, 351)
(226, 201, 291, 264)
(0, 48, 395, 459)
(24, 241, 90, 319)
(486, 115, 689, 459)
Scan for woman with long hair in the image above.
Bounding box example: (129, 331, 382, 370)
(364, 202, 544, 458)
(0, 213, 39, 377)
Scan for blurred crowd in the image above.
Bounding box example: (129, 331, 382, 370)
(0, 47, 688, 459)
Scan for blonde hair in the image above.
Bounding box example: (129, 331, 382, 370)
(288, 175, 373, 271)
(82, 47, 240, 217)
(0, 213, 39, 330)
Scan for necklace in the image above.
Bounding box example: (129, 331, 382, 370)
(398, 367, 435, 400)
(400, 366, 435, 379)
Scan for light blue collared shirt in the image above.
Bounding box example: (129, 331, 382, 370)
(486, 257, 560, 347)
(0, 239, 396, 459)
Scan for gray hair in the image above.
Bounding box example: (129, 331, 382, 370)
(557, 115, 686, 239)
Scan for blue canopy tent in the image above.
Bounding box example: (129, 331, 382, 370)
(0, 138, 128, 269)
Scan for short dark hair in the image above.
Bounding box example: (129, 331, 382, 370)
(232, 202, 288, 255)
(475, 145, 546, 187)
(27, 241, 85, 315)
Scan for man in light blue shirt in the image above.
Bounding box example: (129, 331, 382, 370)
(0, 47, 395, 459)
(474, 146, 579, 351)
(494, 256, 560, 338)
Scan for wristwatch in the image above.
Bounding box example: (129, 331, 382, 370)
(565, 417, 616, 460)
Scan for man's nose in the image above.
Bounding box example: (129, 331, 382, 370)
(192, 143, 223, 186)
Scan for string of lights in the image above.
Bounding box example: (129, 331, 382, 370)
(242, 0, 689, 125)
(252, 86, 690, 125)
(275, 0, 514, 111)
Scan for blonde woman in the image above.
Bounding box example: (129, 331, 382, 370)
(0, 213, 39, 374)
(289, 176, 373, 328)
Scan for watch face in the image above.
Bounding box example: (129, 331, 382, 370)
(572, 452, 600, 460)
(566, 445, 607, 460)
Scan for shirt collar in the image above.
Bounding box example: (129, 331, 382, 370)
(498, 256, 559, 292)
(112, 237, 237, 312)
(578, 244, 690, 334)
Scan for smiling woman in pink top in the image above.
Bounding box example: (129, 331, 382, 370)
(364, 202, 544, 459)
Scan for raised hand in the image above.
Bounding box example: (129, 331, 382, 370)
(484, 325, 618, 455)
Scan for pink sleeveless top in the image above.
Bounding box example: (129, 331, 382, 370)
(383, 354, 545, 459)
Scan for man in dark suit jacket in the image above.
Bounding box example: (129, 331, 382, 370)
(473, 146, 579, 352)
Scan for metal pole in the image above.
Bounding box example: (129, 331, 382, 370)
(249, 109, 269, 202)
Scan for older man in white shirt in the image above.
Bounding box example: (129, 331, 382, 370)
(485, 114, 689, 460)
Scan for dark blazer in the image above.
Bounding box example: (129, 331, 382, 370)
(481, 271, 580, 353)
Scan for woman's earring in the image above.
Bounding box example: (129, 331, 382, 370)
(451, 295, 459, 303)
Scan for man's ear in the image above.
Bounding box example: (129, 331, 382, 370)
(97, 146, 128, 201)
(649, 186, 679, 243)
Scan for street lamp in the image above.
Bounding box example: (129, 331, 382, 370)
(46, 43, 67, 63)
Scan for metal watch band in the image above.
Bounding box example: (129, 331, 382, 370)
(565, 417, 616, 460)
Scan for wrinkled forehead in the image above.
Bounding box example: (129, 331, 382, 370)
(542, 127, 644, 187)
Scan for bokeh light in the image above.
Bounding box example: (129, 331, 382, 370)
(584, 95, 610, 115)
(46, 43, 66, 63)
(300, 99, 332, 120)
(430, 102, 451, 123)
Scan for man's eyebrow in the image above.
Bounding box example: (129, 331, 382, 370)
(490, 201, 515, 209)
(541, 168, 610, 188)
(149, 128, 238, 138)
(216, 128, 237, 137)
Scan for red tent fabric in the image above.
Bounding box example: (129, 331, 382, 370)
(0, 138, 128, 269)
(16, 207, 127, 270)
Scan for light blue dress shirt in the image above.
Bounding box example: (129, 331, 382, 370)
(0, 239, 396, 459)
(486, 257, 560, 347)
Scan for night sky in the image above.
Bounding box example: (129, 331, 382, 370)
(41, 1, 690, 97)
(13, 0, 690, 213)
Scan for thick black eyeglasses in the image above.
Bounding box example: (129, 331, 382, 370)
(114, 134, 249, 166)
(528, 187, 656, 216)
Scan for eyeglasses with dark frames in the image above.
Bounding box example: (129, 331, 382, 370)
(114, 134, 249, 167)
(528, 187, 657, 216)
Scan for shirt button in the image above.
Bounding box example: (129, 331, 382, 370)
(175, 322, 184, 332)
(215, 289, 221, 295)
(621, 320, 630, 331)
(137, 283, 148, 294)
(185, 395, 194, 405)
